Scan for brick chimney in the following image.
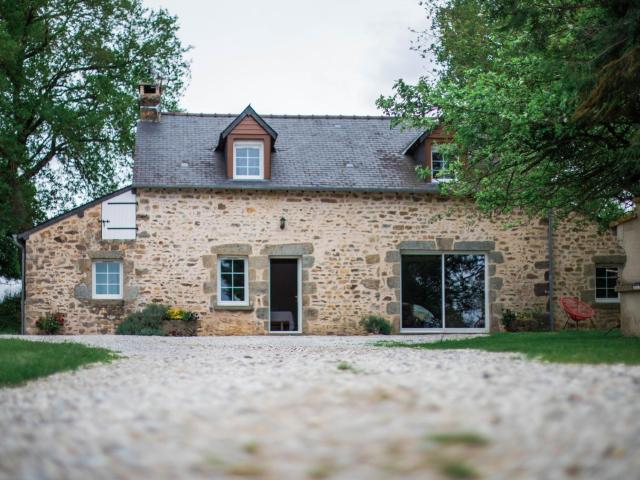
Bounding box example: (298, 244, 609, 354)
(138, 82, 162, 122)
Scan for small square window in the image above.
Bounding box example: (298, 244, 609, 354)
(431, 144, 452, 182)
(595, 266, 619, 303)
(217, 257, 248, 305)
(92, 261, 123, 299)
(234, 141, 264, 180)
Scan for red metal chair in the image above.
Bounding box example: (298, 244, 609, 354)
(559, 297, 596, 329)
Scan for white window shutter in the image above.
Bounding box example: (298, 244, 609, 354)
(101, 190, 136, 240)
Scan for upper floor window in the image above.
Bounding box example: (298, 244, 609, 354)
(92, 261, 123, 299)
(233, 141, 264, 180)
(431, 144, 452, 182)
(595, 265, 619, 303)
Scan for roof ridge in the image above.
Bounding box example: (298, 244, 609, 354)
(161, 111, 395, 120)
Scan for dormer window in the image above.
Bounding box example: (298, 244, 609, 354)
(233, 141, 264, 180)
(431, 144, 452, 182)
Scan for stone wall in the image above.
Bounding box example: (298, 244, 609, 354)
(22, 188, 624, 334)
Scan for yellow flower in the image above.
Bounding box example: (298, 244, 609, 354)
(166, 307, 185, 321)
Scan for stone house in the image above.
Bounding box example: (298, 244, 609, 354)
(15, 84, 625, 335)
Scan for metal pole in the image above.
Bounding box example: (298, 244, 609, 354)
(547, 211, 555, 330)
(11, 235, 26, 335)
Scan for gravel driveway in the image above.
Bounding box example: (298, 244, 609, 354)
(1, 335, 639, 480)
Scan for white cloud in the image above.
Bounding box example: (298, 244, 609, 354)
(143, 0, 431, 115)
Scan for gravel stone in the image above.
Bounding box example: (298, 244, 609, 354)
(0, 335, 639, 480)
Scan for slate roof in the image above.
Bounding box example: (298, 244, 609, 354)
(133, 112, 438, 193)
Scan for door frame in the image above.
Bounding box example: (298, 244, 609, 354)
(400, 251, 489, 334)
(268, 256, 302, 334)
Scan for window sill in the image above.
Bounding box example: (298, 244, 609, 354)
(592, 302, 620, 310)
(90, 299, 125, 306)
(213, 304, 254, 311)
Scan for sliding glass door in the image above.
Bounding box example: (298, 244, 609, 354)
(401, 254, 487, 332)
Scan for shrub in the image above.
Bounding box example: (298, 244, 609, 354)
(360, 315, 392, 335)
(501, 309, 517, 332)
(116, 304, 168, 336)
(0, 292, 21, 334)
(36, 312, 65, 334)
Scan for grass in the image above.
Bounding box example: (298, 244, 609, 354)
(428, 432, 490, 447)
(0, 338, 118, 387)
(437, 460, 479, 479)
(337, 361, 358, 372)
(375, 330, 640, 365)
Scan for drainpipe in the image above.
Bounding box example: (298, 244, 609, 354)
(11, 234, 26, 335)
(547, 211, 555, 330)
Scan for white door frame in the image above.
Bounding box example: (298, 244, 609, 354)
(400, 252, 489, 334)
(268, 256, 302, 334)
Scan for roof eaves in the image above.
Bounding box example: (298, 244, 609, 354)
(132, 183, 441, 195)
(17, 186, 133, 240)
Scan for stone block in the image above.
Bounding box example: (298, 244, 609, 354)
(398, 240, 437, 251)
(592, 254, 626, 265)
(386, 302, 400, 315)
(490, 277, 503, 290)
(202, 255, 215, 268)
(436, 237, 454, 250)
(211, 244, 252, 255)
(453, 241, 495, 251)
(261, 243, 313, 256)
(361, 278, 380, 290)
(89, 250, 124, 259)
(73, 283, 90, 300)
(385, 251, 400, 263)
(386, 276, 400, 289)
(365, 254, 380, 264)
(489, 252, 505, 264)
(124, 285, 139, 301)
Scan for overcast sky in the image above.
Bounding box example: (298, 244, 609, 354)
(143, 0, 431, 115)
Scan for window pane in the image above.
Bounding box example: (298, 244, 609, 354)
(236, 148, 248, 157)
(95, 273, 108, 285)
(232, 259, 245, 272)
(107, 263, 120, 273)
(95, 263, 108, 273)
(96, 284, 108, 295)
(107, 284, 120, 295)
(401, 255, 442, 328)
(108, 273, 120, 285)
(220, 273, 232, 288)
(232, 273, 245, 288)
(220, 259, 232, 272)
(232, 287, 245, 302)
(248, 167, 260, 176)
(445, 254, 485, 328)
(221, 288, 232, 302)
(596, 277, 606, 289)
(596, 288, 607, 299)
(236, 158, 248, 168)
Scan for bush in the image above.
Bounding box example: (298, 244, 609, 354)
(36, 312, 65, 334)
(0, 292, 21, 334)
(501, 309, 517, 332)
(360, 315, 392, 335)
(116, 304, 168, 336)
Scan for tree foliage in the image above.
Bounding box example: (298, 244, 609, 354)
(0, 0, 190, 278)
(378, 0, 640, 226)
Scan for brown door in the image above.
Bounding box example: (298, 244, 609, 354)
(269, 258, 299, 332)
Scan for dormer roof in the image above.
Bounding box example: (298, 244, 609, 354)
(215, 105, 277, 151)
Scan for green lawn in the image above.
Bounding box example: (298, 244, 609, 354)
(0, 339, 118, 387)
(376, 331, 640, 365)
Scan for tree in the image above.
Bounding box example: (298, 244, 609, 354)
(377, 0, 640, 225)
(0, 0, 190, 278)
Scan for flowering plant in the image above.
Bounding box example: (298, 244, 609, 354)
(36, 312, 65, 334)
(165, 307, 199, 322)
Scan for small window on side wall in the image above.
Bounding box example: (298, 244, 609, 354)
(595, 265, 619, 303)
(92, 261, 123, 299)
(218, 257, 249, 305)
(431, 143, 452, 182)
(233, 141, 263, 180)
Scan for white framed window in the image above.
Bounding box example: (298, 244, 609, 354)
(217, 257, 249, 305)
(431, 144, 452, 182)
(595, 265, 619, 303)
(233, 141, 264, 180)
(92, 261, 123, 299)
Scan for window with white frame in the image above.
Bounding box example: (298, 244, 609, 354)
(92, 261, 123, 299)
(233, 141, 263, 180)
(217, 257, 249, 305)
(431, 144, 452, 181)
(595, 265, 619, 303)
